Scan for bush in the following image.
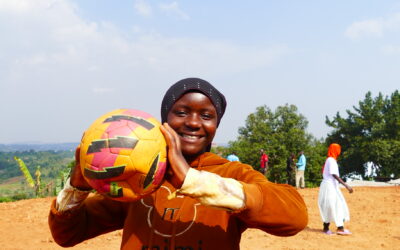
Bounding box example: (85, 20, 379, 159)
(11, 192, 30, 201)
(0, 196, 13, 203)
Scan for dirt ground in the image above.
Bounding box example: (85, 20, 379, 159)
(0, 186, 399, 250)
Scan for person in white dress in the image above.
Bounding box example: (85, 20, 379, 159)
(318, 143, 353, 235)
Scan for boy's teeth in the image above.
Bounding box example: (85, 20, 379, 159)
(183, 135, 198, 139)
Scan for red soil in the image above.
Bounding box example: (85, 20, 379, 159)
(0, 186, 398, 249)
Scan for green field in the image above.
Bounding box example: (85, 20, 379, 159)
(0, 150, 74, 202)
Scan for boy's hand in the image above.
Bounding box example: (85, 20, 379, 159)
(70, 146, 92, 191)
(159, 123, 189, 189)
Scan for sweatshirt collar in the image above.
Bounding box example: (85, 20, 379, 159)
(189, 152, 229, 169)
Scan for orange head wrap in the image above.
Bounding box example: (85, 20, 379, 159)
(327, 143, 341, 160)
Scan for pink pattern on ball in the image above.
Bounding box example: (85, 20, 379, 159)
(153, 161, 167, 186)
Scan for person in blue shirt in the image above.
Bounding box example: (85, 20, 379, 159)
(227, 152, 240, 162)
(295, 151, 306, 188)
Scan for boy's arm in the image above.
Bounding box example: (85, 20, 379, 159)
(49, 178, 125, 247)
(177, 164, 308, 236)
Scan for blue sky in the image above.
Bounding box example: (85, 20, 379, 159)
(0, 0, 399, 144)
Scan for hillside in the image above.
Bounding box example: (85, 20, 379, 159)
(0, 143, 78, 152)
(0, 149, 74, 200)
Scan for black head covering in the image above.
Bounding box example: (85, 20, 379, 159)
(161, 78, 227, 126)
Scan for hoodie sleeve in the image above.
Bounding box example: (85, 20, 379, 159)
(231, 163, 308, 236)
(176, 167, 245, 210)
(48, 194, 126, 247)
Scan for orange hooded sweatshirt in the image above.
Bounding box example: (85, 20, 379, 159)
(49, 152, 308, 250)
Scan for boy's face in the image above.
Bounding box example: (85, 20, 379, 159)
(167, 92, 218, 158)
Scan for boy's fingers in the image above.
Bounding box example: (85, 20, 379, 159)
(160, 124, 175, 147)
(162, 123, 181, 149)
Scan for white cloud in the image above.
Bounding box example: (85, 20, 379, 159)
(345, 19, 384, 39)
(0, 0, 290, 143)
(0, 0, 52, 13)
(345, 13, 400, 40)
(159, 1, 189, 20)
(129, 35, 290, 75)
(0, 0, 290, 88)
(134, 0, 152, 17)
(1, 0, 288, 83)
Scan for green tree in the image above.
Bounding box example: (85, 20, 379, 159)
(326, 90, 400, 179)
(227, 104, 324, 185)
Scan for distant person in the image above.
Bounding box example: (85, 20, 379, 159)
(318, 143, 353, 235)
(295, 151, 306, 188)
(226, 152, 240, 162)
(259, 149, 269, 176)
(286, 153, 296, 186)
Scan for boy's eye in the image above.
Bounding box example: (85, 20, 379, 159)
(174, 110, 187, 116)
(201, 113, 214, 119)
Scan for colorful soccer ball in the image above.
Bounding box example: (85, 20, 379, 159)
(79, 109, 167, 202)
